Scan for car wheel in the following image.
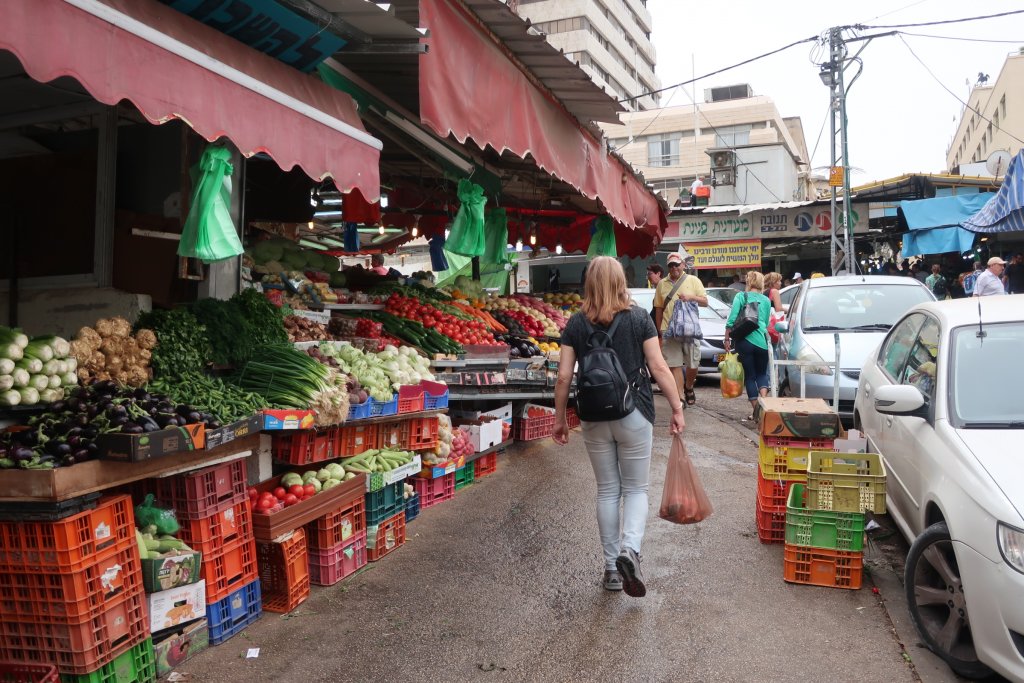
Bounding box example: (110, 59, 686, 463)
(905, 522, 994, 679)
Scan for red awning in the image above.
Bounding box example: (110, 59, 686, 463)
(418, 0, 665, 243)
(1, 0, 381, 200)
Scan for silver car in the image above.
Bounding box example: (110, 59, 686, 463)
(777, 275, 935, 419)
(629, 288, 730, 374)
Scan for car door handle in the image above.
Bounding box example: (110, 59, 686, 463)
(863, 382, 871, 398)
(885, 416, 893, 428)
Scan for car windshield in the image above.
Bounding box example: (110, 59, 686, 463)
(710, 288, 738, 305)
(703, 297, 728, 319)
(801, 285, 932, 331)
(950, 322, 1024, 427)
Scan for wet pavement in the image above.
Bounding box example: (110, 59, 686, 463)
(180, 382, 921, 683)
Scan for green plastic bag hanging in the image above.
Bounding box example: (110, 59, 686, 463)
(482, 208, 509, 266)
(178, 144, 244, 263)
(586, 215, 617, 260)
(445, 179, 487, 257)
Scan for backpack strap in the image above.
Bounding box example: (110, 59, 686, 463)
(665, 274, 687, 304)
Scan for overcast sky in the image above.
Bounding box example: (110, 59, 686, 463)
(647, 1, 1024, 183)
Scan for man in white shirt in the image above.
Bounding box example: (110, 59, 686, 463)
(973, 256, 1007, 297)
(689, 177, 705, 206)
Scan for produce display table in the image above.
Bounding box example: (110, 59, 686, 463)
(0, 434, 261, 502)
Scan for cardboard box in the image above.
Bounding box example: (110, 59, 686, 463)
(97, 424, 205, 463)
(834, 429, 867, 453)
(154, 618, 209, 678)
(757, 397, 843, 439)
(453, 415, 504, 452)
(515, 403, 556, 418)
(148, 580, 206, 633)
(142, 551, 203, 593)
(452, 403, 512, 425)
(419, 455, 466, 479)
(204, 415, 262, 450)
(262, 409, 316, 430)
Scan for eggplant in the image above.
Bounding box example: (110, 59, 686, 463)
(85, 442, 99, 456)
(81, 426, 98, 439)
(138, 417, 160, 433)
(122, 423, 144, 435)
(187, 411, 202, 424)
(62, 454, 77, 466)
(133, 388, 151, 401)
(108, 415, 128, 428)
(12, 447, 35, 462)
(207, 420, 222, 430)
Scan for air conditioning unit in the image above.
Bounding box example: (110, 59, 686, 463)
(710, 150, 736, 170)
(714, 169, 735, 186)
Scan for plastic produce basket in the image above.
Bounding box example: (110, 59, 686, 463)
(271, 429, 334, 466)
(757, 436, 836, 482)
(410, 473, 454, 510)
(407, 417, 440, 451)
(0, 663, 59, 683)
(566, 408, 580, 430)
(423, 388, 449, 411)
(755, 465, 799, 510)
(369, 396, 398, 417)
(364, 482, 405, 527)
(806, 451, 887, 514)
(397, 393, 424, 414)
(256, 529, 309, 614)
(346, 400, 372, 421)
(198, 535, 258, 605)
(56, 638, 155, 683)
(473, 452, 498, 479)
(335, 423, 380, 458)
(149, 460, 247, 521)
(404, 494, 420, 524)
(454, 462, 475, 491)
(377, 421, 410, 450)
(0, 493, 101, 523)
(305, 494, 365, 551)
(785, 483, 866, 552)
(754, 494, 786, 545)
(783, 544, 864, 590)
(366, 513, 406, 563)
(512, 415, 555, 442)
(206, 580, 262, 646)
(176, 498, 252, 553)
(308, 532, 366, 587)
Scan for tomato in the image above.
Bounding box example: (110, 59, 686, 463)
(256, 498, 274, 511)
(274, 487, 287, 500)
(288, 484, 305, 497)
(247, 487, 257, 499)
(284, 493, 299, 506)
(303, 484, 316, 498)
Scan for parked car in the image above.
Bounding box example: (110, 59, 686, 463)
(776, 276, 934, 419)
(629, 288, 730, 374)
(854, 295, 1024, 680)
(779, 283, 799, 313)
(707, 287, 740, 306)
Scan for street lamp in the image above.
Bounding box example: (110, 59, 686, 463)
(818, 64, 836, 87)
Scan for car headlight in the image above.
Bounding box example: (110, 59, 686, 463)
(997, 522, 1024, 574)
(795, 345, 833, 376)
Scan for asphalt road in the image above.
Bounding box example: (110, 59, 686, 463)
(178, 380, 971, 683)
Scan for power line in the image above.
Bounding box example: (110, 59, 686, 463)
(898, 34, 1024, 147)
(618, 35, 819, 104)
(860, 0, 929, 24)
(808, 103, 831, 169)
(856, 8, 1024, 30)
(898, 30, 1024, 44)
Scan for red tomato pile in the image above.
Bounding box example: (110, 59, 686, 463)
(385, 293, 501, 346)
(248, 483, 317, 514)
(355, 318, 383, 338)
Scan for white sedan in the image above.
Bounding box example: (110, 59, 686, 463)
(854, 295, 1024, 680)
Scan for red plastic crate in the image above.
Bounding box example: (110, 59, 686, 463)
(307, 531, 367, 586)
(473, 452, 498, 479)
(256, 529, 310, 614)
(0, 495, 134, 572)
(149, 459, 247, 521)
(377, 421, 409, 450)
(176, 498, 252, 553)
(512, 414, 556, 441)
(0, 537, 141, 621)
(756, 466, 800, 510)
(0, 663, 58, 683)
(396, 393, 424, 414)
(410, 473, 455, 510)
(305, 493, 366, 551)
(271, 429, 334, 466)
(335, 423, 379, 457)
(783, 543, 864, 589)
(201, 535, 259, 604)
(755, 493, 786, 545)
(0, 589, 149, 676)
(407, 417, 439, 450)
(366, 512, 406, 563)
(566, 408, 580, 429)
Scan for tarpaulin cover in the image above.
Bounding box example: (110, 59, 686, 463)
(898, 192, 993, 256)
(962, 151, 1024, 234)
(0, 0, 380, 199)
(418, 0, 665, 244)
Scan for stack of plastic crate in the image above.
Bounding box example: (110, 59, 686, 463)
(782, 451, 886, 590)
(0, 495, 154, 680)
(170, 462, 260, 645)
(305, 487, 366, 586)
(255, 529, 310, 613)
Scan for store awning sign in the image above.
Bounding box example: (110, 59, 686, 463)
(684, 239, 762, 270)
(667, 215, 754, 243)
(752, 206, 866, 240)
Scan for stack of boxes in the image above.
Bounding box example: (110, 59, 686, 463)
(755, 398, 844, 545)
(0, 495, 156, 682)
(783, 431, 886, 590)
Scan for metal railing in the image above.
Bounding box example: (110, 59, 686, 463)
(768, 332, 842, 409)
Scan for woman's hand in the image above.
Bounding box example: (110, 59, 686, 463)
(670, 409, 686, 435)
(552, 420, 570, 445)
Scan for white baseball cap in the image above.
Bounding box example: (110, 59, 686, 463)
(793, 272, 803, 279)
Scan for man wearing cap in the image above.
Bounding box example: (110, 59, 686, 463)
(973, 257, 1007, 297)
(793, 272, 804, 284)
(653, 252, 708, 407)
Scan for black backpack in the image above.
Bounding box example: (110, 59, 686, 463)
(931, 275, 948, 298)
(576, 311, 639, 422)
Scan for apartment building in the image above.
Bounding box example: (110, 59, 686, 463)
(600, 85, 812, 205)
(947, 51, 1024, 173)
(513, 0, 661, 111)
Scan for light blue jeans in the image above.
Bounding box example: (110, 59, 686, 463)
(580, 409, 654, 570)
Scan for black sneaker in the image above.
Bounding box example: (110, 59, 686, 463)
(615, 548, 646, 598)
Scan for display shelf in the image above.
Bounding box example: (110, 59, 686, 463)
(448, 390, 572, 401)
(430, 358, 510, 368)
(323, 303, 385, 311)
(466, 439, 511, 464)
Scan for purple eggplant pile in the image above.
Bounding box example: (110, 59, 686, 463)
(0, 381, 216, 469)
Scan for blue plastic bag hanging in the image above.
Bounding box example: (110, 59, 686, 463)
(178, 144, 244, 263)
(429, 233, 449, 272)
(343, 222, 360, 252)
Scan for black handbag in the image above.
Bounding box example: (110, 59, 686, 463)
(729, 293, 760, 341)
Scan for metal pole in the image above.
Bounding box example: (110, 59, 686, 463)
(836, 46, 854, 274)
(828, 28, 842, 276)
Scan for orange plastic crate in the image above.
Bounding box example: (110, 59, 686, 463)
(149, 459, 247, 520)
(176, 498, 253, 554)
(783, 543, 864, 589)
(0, 537, 141, 621)
(407, 417, 439, 450)
(335, 423, 379, 457)
(377, 421, 409, 450)
(256, 529, 310, 614)
(396, 393, 424, 414)
(304, 493, 365, 551)
(0, 496, 133, 572)
(512, 415, 555, 441)
(366, 512, 406, 563)
(201, 535, 259, 604)
(756, 465, 800, 510)
(0, 588, 149, 676)
(755, 493, 786, 544)
(0, 662, 59, 683)
(272, 429, 334, 466)
(474, 452, 498, 479)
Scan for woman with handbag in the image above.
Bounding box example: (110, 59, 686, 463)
(722, 271, 772, 420)
(553, 257, 685, 598)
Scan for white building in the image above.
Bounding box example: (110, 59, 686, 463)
(947, 51, 1024, 173)
(512, 0, 660, 111)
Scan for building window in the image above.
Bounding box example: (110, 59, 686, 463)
(1001, 95, 1007, 119)
(647, 134, 679, 167)
(534, 16, 586, 35)
(714, 124, 751, 148)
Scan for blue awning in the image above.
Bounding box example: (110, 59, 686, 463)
(898, 192, 994, 256)
(963, 150, 1024, 233)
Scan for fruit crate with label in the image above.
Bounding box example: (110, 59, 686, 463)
(206, 580, 261, 645)
(308, 531, 367, 586)
(366, 512, 406, 562)
(304, 493, 365, 551)
(255, 529, 310, 614)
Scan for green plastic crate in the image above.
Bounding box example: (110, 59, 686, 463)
(454, 462, 475, 491)
(59, 639, 155, 683)
(785, 483, 866, 552)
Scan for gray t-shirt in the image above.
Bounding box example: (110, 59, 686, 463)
(561, 305, 658, 424)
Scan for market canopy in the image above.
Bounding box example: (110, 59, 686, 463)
(417, 0, 666, 243)
(962, 150, 1024, 234)
(897, 192, 994, 256)
(1, 0, 382, 200)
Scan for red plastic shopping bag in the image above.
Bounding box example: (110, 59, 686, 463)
(659, 435, 714, 524)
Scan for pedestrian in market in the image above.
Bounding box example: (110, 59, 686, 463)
(764, 272, 784, 312)
(963, 260, 984, 296)
(723, 271, 772, 422)
(925, 264, 948, 299)
(553, 256, 685, 597)
(646, 263, 663, 288)
(728, 274, 746, 292)
(973, 256, 1007, 297)
(1005, 252, 1024, 294)
(653, 252, 708, 408)
(792, 272, 804, 285)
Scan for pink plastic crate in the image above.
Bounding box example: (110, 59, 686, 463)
(411, 474, 455, 510)
(307, 532, 367, 586)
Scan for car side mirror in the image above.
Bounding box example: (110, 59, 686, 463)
(774, 321, 789, 333)
(873, 384, 927, 417)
